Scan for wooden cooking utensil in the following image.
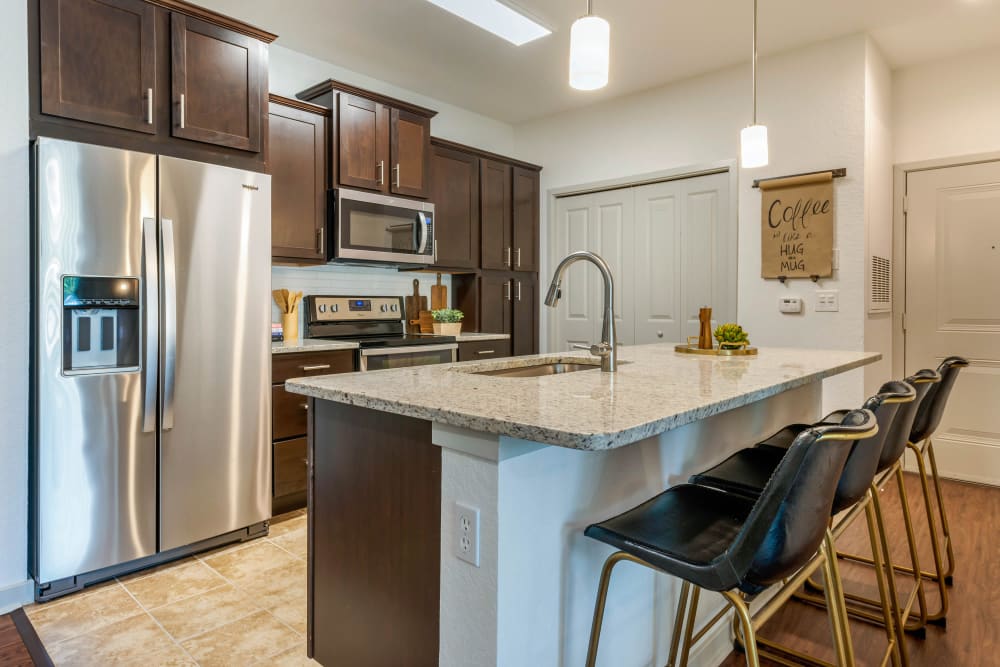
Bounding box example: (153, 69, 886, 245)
(405, 279, 427, 334)
(430, 273, 447, 311)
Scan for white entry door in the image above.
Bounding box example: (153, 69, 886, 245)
(906, 160, 1000, 485)
(550, 171, 734, 350)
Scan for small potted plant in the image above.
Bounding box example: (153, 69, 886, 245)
(431, 308, 464, 336)
(714, 323, 750, 350)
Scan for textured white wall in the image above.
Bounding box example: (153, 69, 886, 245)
(0, 0, 31, 610)
(864, 40, 895, 395)
(515, 34, 871, 412)
(893, 45, 1000, 164)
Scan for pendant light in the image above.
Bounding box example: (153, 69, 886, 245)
(569, 0, 610, 91)
(740, 0, 769, 168)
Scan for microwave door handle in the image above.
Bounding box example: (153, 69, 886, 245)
(416, 212, 429, 255)
(142, 217, 159, 433)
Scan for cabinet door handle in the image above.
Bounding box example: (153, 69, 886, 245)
(393, 164, 401, 189)
(146, 88, 153, 125)
(377, 160, 384, 185)
(316, 228, 324, 254)
(477, 349, 496, 355)
(504, 280, 511, 301)
(433, 239, 438, 263)
(301, 364, 331, 372)
(516, 280, 522, 301)
(515, 248, 521, 268)
(505, 247, 512, 268)
(178, 93, 185, 129)
(300, 403, 309, 411)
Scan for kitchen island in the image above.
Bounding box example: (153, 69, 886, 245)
(286, 344, 879, 667)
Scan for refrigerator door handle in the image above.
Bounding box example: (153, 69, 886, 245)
(161, 217, 178, 431)
(142, 218, 159, 433)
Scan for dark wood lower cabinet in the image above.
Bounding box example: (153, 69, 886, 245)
(308, 401, 440, 666)
(271, 350, 355, 514)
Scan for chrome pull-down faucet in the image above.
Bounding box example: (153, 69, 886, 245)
(544, 251, 618, 372)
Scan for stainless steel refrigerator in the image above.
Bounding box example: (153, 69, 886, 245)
(32, 138, 272, 599)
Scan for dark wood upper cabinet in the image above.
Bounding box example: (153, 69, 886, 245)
(170, 13, 266, 152)
(338, 94, 389, 192)
(512, 166, 540, 272)
(268, 96, 328, 263)
(39, 0, 157, 134)
(390, 108, 430, 198)
(429, 144, 479, 269)
(480, 159, 513, 271)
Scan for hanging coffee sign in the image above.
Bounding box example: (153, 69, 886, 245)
(759, 171, 835, 279)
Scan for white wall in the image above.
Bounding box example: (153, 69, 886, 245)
(515, 34, 871, 411)
(0, 0, 31, 611)
(893, 45, 1000, 165)
(863, 40, 894, 395)
(268, 45, 515, 314)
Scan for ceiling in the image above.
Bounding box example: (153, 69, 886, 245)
(199, 0, 1000, 123)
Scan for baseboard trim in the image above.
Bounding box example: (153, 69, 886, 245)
(0, 578, 34, 614)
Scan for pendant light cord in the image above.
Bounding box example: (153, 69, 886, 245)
(587, 0, 593, 16)
(752, 0, 758, 125)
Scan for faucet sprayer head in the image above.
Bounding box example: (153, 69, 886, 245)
(544, 281, 562, 307)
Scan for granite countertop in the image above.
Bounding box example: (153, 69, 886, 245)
(285, 344, 880, 450)
(271, 339, 360, 354)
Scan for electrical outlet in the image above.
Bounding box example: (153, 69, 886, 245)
(816, 290, 839, 312)
(455, 502, 480, 567)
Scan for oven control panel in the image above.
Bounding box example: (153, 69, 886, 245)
(308, 296, 403, 322)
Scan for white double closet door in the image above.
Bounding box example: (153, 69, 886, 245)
(551, 171, 736, 350)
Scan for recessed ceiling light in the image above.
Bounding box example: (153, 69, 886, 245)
(424, 0, 552, 46)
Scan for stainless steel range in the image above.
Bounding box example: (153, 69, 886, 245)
(303, 295, 457, 371)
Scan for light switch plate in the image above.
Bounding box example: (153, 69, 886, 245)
(816, 290, 839, 312)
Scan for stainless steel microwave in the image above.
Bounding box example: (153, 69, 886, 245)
(329, 188, 435, 266)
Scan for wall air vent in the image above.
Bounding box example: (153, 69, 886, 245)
(869, 255, 891, 313)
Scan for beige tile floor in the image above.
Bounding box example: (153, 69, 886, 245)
(23, 510, 318, 666)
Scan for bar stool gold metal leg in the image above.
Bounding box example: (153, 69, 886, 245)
(821, 531, 856, 667)
(666, 581, 692, 667)
(906, 441, 950, 623)
(721, 591, 762, 667)
(924, 439, 956, 583)
(585, 551, 630, 667)
(863, 495, 903, 667)
(679, 586, 701, 667)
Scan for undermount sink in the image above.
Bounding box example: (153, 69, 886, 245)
(473, 361, 601, 378)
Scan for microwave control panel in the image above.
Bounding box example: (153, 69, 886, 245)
(309, 296, 403, 322)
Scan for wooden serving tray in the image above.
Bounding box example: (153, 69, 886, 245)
(675, 338, 758, 356)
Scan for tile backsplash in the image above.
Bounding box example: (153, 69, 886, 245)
(271, 263, 453, 331)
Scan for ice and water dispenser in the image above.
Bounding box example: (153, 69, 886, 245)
(62, 276, 141, 374)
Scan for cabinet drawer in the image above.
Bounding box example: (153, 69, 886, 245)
(458, 339, 511, 362)
(273, 350, 355, 383)
(273, 385, 309, 440)
(273, 437, 308, 499)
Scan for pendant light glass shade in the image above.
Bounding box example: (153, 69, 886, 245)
(569, 15, 610, 90)
(740, 124, 769, 168)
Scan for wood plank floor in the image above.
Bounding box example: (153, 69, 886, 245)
(719, 473, 1000, 667)
(0, 608, 52, 666)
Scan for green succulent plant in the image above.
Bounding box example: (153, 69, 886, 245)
(714, 323, 750, 349)
(431, 308, 464, 323)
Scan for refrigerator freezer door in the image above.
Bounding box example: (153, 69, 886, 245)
(158, 156, 271, 551)
(34, 138, 158, 583)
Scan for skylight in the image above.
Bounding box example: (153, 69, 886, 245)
(425, 0, 552, 46)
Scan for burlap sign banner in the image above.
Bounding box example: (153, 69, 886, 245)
(760, 171, 834, 279)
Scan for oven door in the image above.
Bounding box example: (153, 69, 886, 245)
(360, 343, 457, 372)
(333, 188, 435, 265)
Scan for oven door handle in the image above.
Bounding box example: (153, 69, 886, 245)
(416, 212, 430, 255)
(360, 343, 458, 357)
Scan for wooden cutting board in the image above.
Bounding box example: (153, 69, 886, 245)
(430, 273, 447, 311)
(404, 279, 427, 334)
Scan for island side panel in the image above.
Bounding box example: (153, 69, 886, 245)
(309, 400, 441, 667)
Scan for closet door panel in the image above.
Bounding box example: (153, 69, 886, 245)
(634, 184, 682, 345)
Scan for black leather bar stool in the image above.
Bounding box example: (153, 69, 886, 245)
(582, 410, 879, 667)
(689, 381, 915, 666)
(901, 356, 968, 625)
